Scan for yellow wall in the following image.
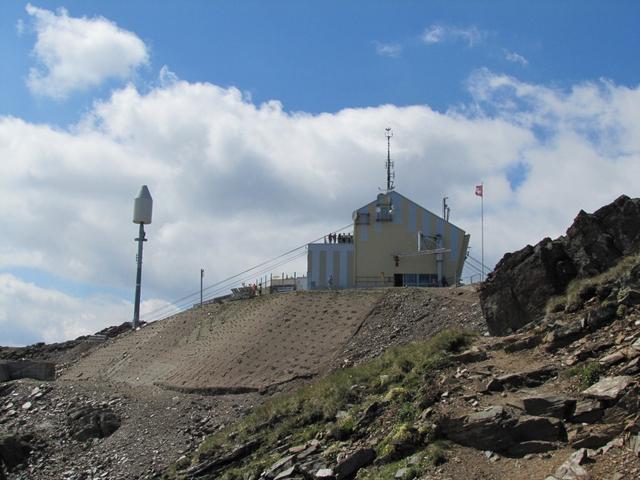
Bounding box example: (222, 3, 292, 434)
(353, 191, 469, 286)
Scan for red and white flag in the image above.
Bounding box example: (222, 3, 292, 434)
(475, 184, 483, 197)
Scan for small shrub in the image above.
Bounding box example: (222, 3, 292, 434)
(395, 358, 414, 373)
(329, 415, 356, 440)
(384, 387, 410, 403)
(397, 403, 417, 422)
(429, 329, 474, 353)
(424, 441, 448, 466)
(377, 424, 420, 463)
(567, 361, 604, 389)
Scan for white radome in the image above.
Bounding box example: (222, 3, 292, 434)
(133, 185, 153, 224)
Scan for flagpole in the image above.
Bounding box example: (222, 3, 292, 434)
(481, 181, 484, 282)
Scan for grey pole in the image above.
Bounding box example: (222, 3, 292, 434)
(133, 223, 146, 328)
(132, 185, 153, 329)
(200, 269, 204, 307)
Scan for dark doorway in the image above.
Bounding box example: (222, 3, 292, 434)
(394, 274, 403, 287)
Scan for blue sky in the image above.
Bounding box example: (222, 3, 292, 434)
(3, 1, 639, 121)
(1, 1, 639, 345)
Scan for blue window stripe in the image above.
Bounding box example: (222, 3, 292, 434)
(408, 202, 417, 232)
(326, 251, 333, 280)
(391, 193, 404, 224)
(311, 249, 319, 285)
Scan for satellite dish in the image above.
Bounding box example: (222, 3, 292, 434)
(133, 185, 153, 224)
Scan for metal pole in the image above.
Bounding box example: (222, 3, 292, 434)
(200, 269, 204, 307)
(133, 223, 145, 328)
(481, 182, 484, 282)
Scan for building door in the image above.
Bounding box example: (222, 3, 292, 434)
(394, 274, 403, 287)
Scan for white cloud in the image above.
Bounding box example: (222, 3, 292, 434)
(2, 70, 640, 343)
(374, 42, 402, 58)
(25, 4, 149, 98)
(16, 19, 25, 35)
(422, 24, 485, 47)
(0, 274, 173, 345)
(504, 50, 528, 66)
(158, 65, 179, 87)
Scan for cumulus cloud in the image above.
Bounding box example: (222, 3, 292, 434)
(504, 50, 528, 66)
(0, 274, 173, 345)
(1, 69, 640, 343)
(374, 42, 402, 58)
(25, 3, 149, 98)
(422, 24, 486, 47)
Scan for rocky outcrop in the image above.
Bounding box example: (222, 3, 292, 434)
(67, 406, 121, 441)
(441, 406, 565, 455)
(566, 196, 640, 277)
(481, 195, 640, 335)
(480, 238, 576, 336)
(334, 449, 376, 479)
(485, 365, 557, 392)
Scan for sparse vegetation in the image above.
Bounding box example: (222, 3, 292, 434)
(423, 440, 449, 466)
(377, 423, 420, 462)
(396, 403, 417, 422)
(353, 440, 450, 479)
(567, 361, 604, 389)
(170, 328, 474, 477)
(546, 254, 640, 314)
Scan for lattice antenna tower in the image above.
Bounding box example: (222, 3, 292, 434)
(385, 127, 395, 192)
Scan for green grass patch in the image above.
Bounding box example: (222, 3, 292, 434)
(567, 361, 604, 389)
(396, 403, 417, 423)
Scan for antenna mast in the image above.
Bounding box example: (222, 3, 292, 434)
(385, 127, 395, 192)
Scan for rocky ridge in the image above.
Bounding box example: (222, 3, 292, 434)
(480, 195, 640, 335)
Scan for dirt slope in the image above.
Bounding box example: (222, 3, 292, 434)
(61, 288, 482, 394)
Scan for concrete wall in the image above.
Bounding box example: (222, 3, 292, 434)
(354, 191, 469, 286)
(307, 243, 355, 289)
(0, 360, 56, 382)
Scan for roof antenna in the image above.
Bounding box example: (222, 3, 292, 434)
(385, 127, 395, 192)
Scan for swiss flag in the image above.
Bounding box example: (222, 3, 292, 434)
(475, 184, 483, 197)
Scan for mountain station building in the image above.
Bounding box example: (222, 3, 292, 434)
(307, 190, 470, 290)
